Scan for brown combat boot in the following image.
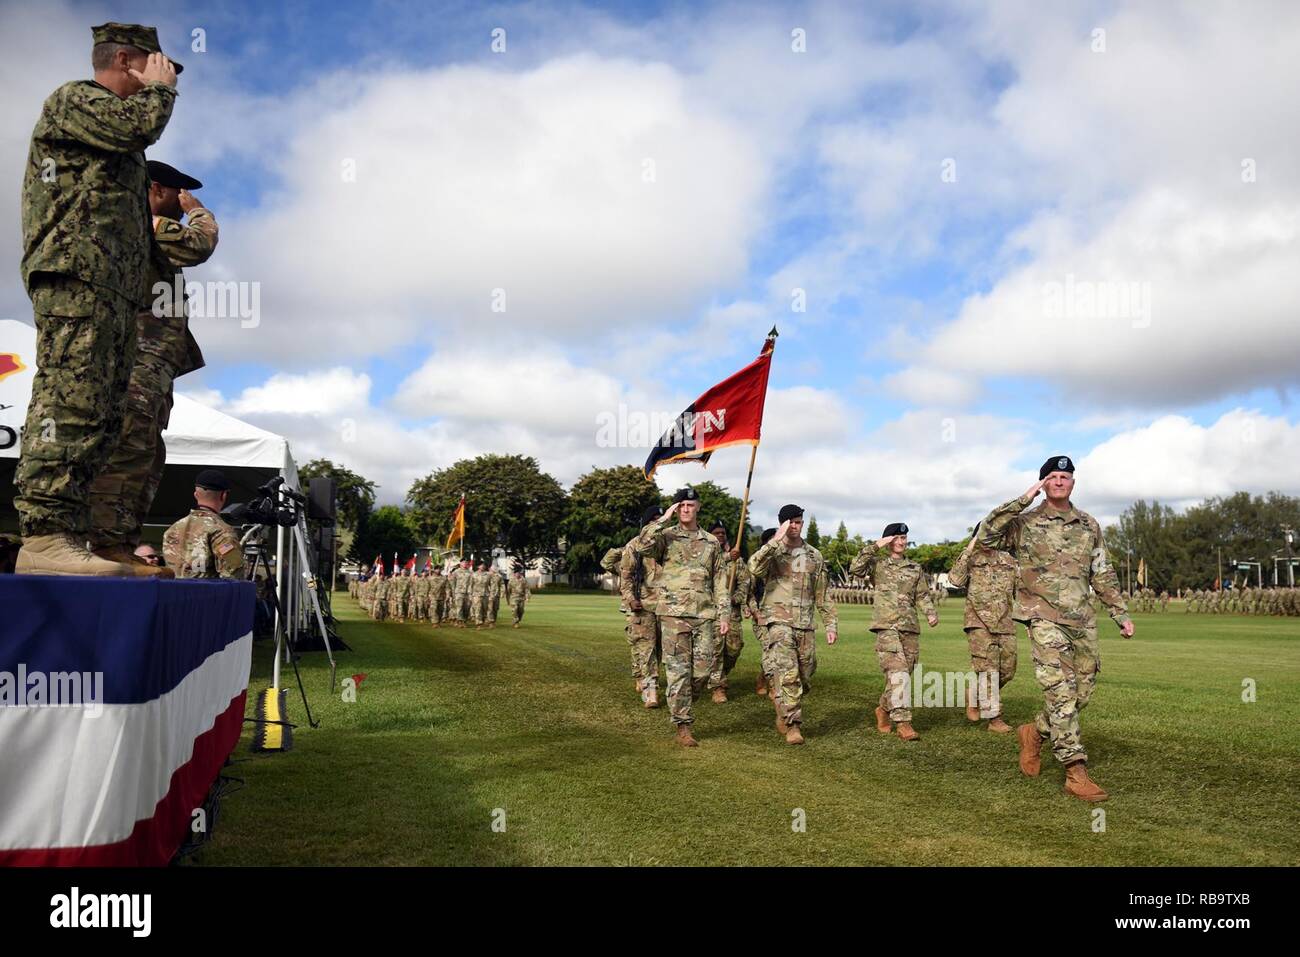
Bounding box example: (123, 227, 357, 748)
(675, 724, 698, 747)
(785, 724, 805, 745)
(874, 706, 892, 734)
(711, 688, 727, 704)
(987, 717, 1012, 733)
(643, 686, 660, 709)
(755, 673, 768, 696)
(966, 705, 981, 722)
(774, 694, 788, 735)
(1063, 761, 1108, 802)
(16, 534, 130, 577)
(513, 623, 519, 628)
(92, 545, 176, 578)
(896, 722, 919, 741)
(1017, 723, 1044, 776)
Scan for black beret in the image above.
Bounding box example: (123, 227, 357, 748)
(674, 486, 700, 503)
(708, 519, 727, 534)
(641, 504, 665, 524)
(778, 503, 804, 523)
(1039, 455, 1076, 480)
(195, 468, 230, 491)
(760, 527, 777, 545)
(147, 160, 202, 190)
(882, 522, 908, 538)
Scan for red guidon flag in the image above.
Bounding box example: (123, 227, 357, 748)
(644, 328, 777, 480)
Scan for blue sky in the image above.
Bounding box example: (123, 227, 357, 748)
(3, 0, 1298, 539)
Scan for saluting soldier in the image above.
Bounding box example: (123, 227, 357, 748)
(851, 522, 937, 742)
(978, 456, 1132, 803)
(748, 506, 838, 745)
(15, 22, 180, 576)
(631, 488, 730, 747)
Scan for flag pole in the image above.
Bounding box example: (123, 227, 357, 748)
(727, 326, 778, 591)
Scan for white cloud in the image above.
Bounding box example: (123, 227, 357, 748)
(225, 367, 371, 417)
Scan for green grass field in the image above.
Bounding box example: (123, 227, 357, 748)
(194, 594, 1300, 866)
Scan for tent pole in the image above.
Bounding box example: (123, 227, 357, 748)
(273, 523, 284, 689)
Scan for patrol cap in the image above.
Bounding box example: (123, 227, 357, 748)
(92, 22, 184, 74)
(195, 468, 230, 492)
(673, 486, 700, 504)
(882, 522, 908, 538)
(147, 160, 202, 190)
(1039, 455, 1075, 480)
(641, 504, 665, 524)
(778, 504, 804, 523)
(760, 527, 777, 545)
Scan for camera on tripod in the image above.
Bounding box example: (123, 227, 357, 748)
(223, 476, 304, 528)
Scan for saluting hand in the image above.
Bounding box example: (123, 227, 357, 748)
(1023, 478, 1046, 500)
(776, 519, 792, 542)
(130, 53, 177, 88)
(875, 536, 894, 549)
(178, 189, 203, 214)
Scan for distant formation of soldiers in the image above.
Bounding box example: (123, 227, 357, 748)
(349, 560, 532, 629)
(1173, 585, 1299, 615)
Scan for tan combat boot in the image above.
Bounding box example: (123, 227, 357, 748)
(755, 673, 768, 696)
(16, 534, 130, 577)
(874, 706, 892, 734)
(987, 717, 1012, 733)
(785, 724, 805, 745)
(1063, 761, 1108, 802)
(1017, 723, 1044, 776)
(711, 688, 727, 704)
(966, 705, 981, 722)
(774, 695, 788, 735)
(643, 686, 660, 709)
(91, 545, 175, 578)
(896, 722, 919, 741)
(675, 724, 698, 747)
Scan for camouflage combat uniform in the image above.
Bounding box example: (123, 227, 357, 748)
(948, 540, 1018, 717)
(748, 536, 837, 727)
(489, 571, 503, 624)
(88, 207, 216, 548)
(707, 555, 751, 692)
(430, 571, 448, 623)
(618, 539, 662, 697)
(15, 77, 177, 537)
(451, 566, 472, 623)
(470, 569, 490, 625)
(632, 516, 728, 727)
(507, 573, 529, 625)
(161, 506, 244, 579)
(850, 543, 935, 724)
(978, 494, 1129, 766)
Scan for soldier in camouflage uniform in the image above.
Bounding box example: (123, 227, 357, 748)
(748, 505, 838, 745)
(414, 569, 431, 621)
(948, 523, 1017, 733)
(88, 162, 217, 575)
(14, 23, 180, 576)
(448, 559, 471, 626)
(706, 519, 750, 703)
(631, 488, 730, 747)
(747, 528, 778, 696)
(429, 566, 448, 625)
(978, 457, 1132, 803)
(488, 566, 503, 626)
(619, 505, 664, 707)
(470, 562, 491, 628)
(161, 469, 244, 579)
(851, 522, 937, 742)
(507, 568, 530, 627)
(376, 574, 391, 622)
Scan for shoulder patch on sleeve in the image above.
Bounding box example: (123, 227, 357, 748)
(216, 540, 236, 557)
